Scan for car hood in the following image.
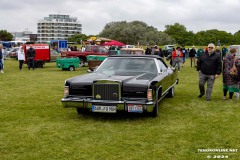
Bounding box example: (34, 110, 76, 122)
(66, 72, 157, 86)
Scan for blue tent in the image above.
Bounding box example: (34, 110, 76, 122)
(2, 41, 13, 48)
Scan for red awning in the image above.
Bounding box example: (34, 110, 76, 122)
(102, 40, 125, 46)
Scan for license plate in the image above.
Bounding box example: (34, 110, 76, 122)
(128, 104, 143, 113)
(92, 105, 116, 113)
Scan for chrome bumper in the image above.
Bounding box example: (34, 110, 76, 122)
(62, 97, 155, 113)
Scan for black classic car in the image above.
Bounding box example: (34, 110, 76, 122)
(62, 55, 179, 117)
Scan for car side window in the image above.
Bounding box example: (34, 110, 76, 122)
(99, 47, 107, 53)
(85, 46, 91, 52)
(157, 59, 167, 72)
(93, 46, 98, 53)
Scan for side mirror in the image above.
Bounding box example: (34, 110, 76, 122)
(162, 68, 168, 72)
(169, 67, 176, 72)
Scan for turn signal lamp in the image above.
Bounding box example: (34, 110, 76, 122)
(147, 89, 152, 100)
(64, 86, 69, 97)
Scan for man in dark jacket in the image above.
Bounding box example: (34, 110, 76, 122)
(189, 46, 197, 67)
(145, 46, 151, 55)
(197, 43, 222, 101)
(27, 44, 36, 70)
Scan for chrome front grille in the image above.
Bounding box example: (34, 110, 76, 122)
(93, 83, 120, 100)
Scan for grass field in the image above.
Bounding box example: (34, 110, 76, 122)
(0, 58, 239, 160)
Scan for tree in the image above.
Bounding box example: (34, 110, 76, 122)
(157, 31, 175, 45)
(233, 30, 240, 44)
(99, 21, 238, 46)
(68, 33, 88, 44)
(99, 21, 173, 45)
(164, 23, 189, 46)
(195, 30, 234, 46)
(0, 30, 13, 41)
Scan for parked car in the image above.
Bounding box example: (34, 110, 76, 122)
(120, 48, 144, 55)
(163, 45, 175, 57)
(61, 55, 179, 117)
(61, 45, 109, 67)
(56, 57, 80, 71)
(9, 47, 20, 59)
(50, 49, 61, 62)
(87, 48, 145, 72)
(123, 45, 135, 48)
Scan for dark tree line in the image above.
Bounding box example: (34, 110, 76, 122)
(2, 21, 240, 46)
(98, 21, 175, 45)
(98, 22, 240, 46)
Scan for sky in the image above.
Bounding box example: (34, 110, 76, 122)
(1, 0, 240, 35)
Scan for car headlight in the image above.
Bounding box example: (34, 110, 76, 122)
(64, 86, 69, 97)
(147, 89, 152, 100)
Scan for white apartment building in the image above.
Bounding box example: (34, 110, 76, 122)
(37, 14, 82, 43)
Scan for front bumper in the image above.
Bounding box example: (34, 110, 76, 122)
(62, 97, 155, 113)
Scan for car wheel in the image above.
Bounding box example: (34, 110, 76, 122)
(69, 66, 75, 71)
(151, 103, 159, 117)
(79, 58, 85, 67)
(35, 62, 43, 68)
(77, 108, 82, 114)
(76, 108, 88, 114)
(167, 87, 174, 98)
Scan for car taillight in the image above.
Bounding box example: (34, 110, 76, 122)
(147, 89, 152, 100)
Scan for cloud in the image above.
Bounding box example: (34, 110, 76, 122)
(0, 0, 240, 35)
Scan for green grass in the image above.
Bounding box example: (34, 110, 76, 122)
(0, 59, 239, 160)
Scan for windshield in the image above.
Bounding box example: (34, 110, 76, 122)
(96, 57, 158, 76)
(120, 50, 144, 55)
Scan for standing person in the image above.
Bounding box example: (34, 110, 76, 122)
(166, 48, 175, 66)
(205, 47, 208, 54)
(0, 44, 4, 73)
(145, 46, 151, 55)
(181, 46, 186, 66)
(237, 60, 240, 99)
(186, 48, 189, 58)
(222, 48, 239, 100)
(27, 44, 36, 70)
(17, 46, 25, 70)
(171, 46, 183, 71)
(221, 45, 228, 60)
(197, 43, 222, 101)
(215, 46, 222, 58)
(81, 45, 85, 52)
(189, 46, 197, 67)
(196, 46, 205, 58)
(158, 47, 164, 58)
(153, 45, 160, 55)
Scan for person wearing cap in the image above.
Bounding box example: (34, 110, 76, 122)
(197, 43, 222, 101)
(189, 46, 197, 67)
(222, 48, 239, 100)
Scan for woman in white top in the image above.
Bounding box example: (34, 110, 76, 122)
(17, 46, 25, 70)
